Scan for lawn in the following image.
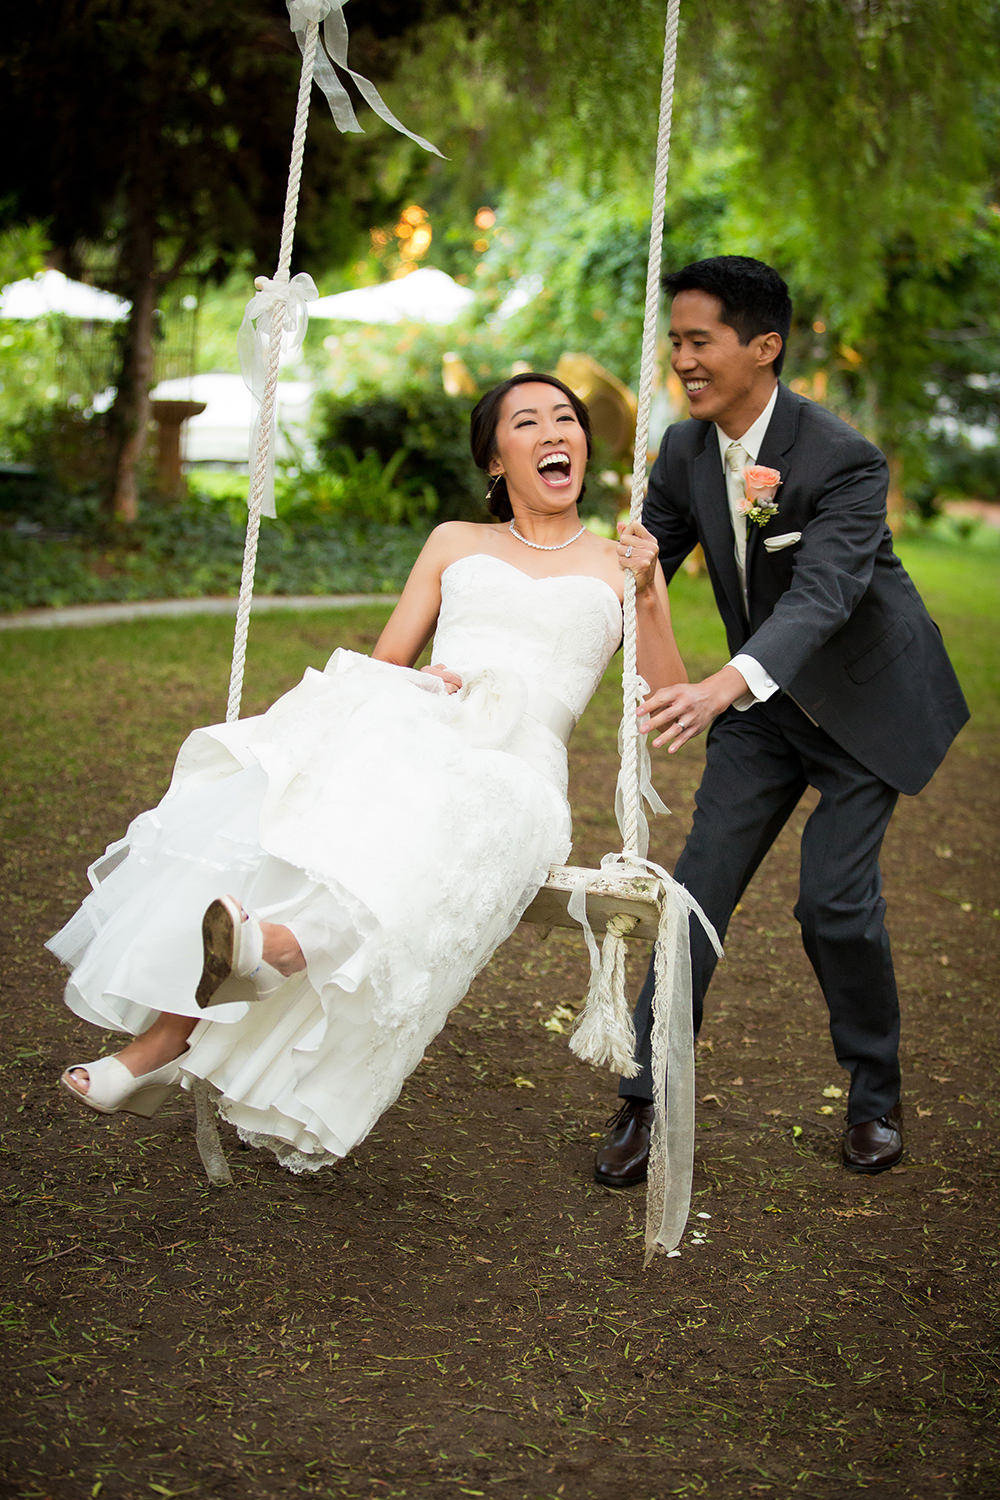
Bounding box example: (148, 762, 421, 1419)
(1, 533, 997, 1499)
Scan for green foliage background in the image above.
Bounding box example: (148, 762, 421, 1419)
(0, 0, 998, 608)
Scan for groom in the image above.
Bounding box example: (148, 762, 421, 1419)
(595, 255, 968, 1184)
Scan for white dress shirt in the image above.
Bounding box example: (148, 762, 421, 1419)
(715, 385, 781, 707)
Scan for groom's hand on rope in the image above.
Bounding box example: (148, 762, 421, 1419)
(639, 666, 749, 753)
(420, 664, 463, 694)
(616, 520, 659, 593)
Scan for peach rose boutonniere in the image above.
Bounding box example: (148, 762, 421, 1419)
(738, 465, 782, 528)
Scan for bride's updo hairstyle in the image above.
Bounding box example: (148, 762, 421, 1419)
(470, 372, 592, 521)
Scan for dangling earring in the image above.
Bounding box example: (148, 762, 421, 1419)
(485, 471, 504, 503)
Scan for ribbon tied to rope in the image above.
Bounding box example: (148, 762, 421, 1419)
(237, 272, 318, 518)
(286, 0, 443, 157)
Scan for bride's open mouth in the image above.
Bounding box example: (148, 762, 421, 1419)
(537, 451, 573, 488)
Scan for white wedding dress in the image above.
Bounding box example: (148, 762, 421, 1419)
(49, 554, 623, 1171)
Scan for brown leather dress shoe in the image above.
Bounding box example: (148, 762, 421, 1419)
(594, 1098, 654, 1188)
(842, 1102, 904, 1174)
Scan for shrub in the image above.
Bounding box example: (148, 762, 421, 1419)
(0, 406, 114, 524)
(0, 495, 425, 613)
(313, 383, 482, 524)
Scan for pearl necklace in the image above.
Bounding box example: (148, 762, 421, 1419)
(508, 520, 586, 552)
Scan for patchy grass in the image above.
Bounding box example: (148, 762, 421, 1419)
(1, 544, 998, 1499)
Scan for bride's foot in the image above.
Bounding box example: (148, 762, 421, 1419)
(196, 896, 265, 1008)
(260, 920, 306, 978)
(61, 1053, 182, 1118)
(196, 896, 305, 1009)
(63, 1008, 196, 1104)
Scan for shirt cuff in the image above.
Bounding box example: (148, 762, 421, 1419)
(729, 653, 780, 710)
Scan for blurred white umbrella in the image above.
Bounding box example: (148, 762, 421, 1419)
(0, 268, 130, 322)
(310, 266, 474, 325)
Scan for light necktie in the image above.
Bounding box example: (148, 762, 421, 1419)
(724, 439, 750, 610)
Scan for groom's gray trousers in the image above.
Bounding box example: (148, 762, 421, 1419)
(620, 693, 901, 1125)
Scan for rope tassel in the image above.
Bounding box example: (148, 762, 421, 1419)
(568, 912, 641, 1078)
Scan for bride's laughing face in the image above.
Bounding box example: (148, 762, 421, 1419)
(490, 382, 589, 513)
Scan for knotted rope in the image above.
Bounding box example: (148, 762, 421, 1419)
(193, 0, 441, 1188)
(566, 0, 715, 1262)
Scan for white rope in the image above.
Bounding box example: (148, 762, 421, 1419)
(619, 0, 681, 859)
(226, 19, 321, 726)
(567, 1, 700, 1261)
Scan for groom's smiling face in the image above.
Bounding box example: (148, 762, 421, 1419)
(669, 289, 781, 438)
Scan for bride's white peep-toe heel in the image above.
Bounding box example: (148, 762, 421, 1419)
(196, 895, 267, 1008)
(60, 1055, 181, 1117)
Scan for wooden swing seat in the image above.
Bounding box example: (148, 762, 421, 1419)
(522, 866, 662, 940)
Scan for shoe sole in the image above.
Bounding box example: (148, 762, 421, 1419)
(593, 1170, 648, 1189)
(59, 1072, 175, 1118)
(842, 1149, 903, 1174)
(196, 899, 237, 1008)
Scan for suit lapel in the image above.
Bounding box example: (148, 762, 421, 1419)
(745, 382, 800, 583)
(691, 426, 745, 630)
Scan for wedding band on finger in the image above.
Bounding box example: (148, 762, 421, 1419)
(678, 719, 687, 730)
(625, 546, 633, 558)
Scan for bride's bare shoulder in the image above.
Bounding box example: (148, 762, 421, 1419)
(580, 530, 625, 590)
(425, 520, 507, 564)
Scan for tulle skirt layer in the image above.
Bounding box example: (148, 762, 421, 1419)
(48, 651, 572, 1171)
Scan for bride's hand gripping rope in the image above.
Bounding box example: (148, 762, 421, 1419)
(616, 520, 659, 594)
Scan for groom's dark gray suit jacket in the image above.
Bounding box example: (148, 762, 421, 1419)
(643, 382, 969, 795)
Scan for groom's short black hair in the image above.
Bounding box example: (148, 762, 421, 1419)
(663, 256, 792, 376)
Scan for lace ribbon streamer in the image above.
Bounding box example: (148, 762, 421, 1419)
(622, 855, 721, 1264)
(237, 272, 317, 519)
(569, 850, 720, 1261)
(286, 1, 444, 157)
(193, 1080, 235, 1187)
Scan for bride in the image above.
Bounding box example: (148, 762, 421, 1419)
(50, 373, 685, 1172)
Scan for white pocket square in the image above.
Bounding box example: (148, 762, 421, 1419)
(763, 531, 802, 553)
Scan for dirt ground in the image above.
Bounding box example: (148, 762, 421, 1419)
(2, 611, 998, 1500)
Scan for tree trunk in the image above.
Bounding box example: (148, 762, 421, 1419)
(886, 450, 906, 537)
(108, 185, 157, 524)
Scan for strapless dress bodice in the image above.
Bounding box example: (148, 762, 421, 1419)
(431, 554, 623, 725)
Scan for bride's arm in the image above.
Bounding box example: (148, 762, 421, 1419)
(372, 523, 462, 680)
(617, 521, 687, 694)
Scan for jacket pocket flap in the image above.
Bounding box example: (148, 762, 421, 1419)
(846, 616, 914, 684)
